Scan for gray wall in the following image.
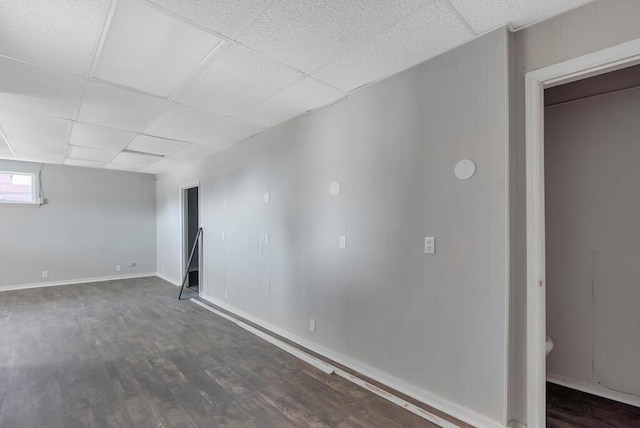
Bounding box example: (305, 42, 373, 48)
(510, 0, 640, 423)
(157, 29, 509, 426)
(545, 86, 640, 398)
(0, 159, 156, 289)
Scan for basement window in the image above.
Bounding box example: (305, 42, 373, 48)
(0, 171, 41, 205)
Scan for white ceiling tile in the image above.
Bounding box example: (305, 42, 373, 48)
(127, 134, 186, 155)
(197, 118, 263, 148)
(67, 145, 118, 162)
(64, 158, 107, 169)
(0, 56, 84, 119)
(165, 143, 219, 163)
(110, 152, 160, 167)
(449, 0, 593, 33)
(237, 0, 435, 73)
(313, 0, 472, 92)
(0, 138, 15, 159)
(146, 0, 269, 39)
(78, 81, 169, 132)
(240, 77, 344, 127)
(94, 0, 223, 97)
(15, 152, 65, 164)
(139, 158, 190, 174)
(144, 103, 229, 142)
(177, 43, 302, 116)
(0, 0, 111, 76)
(0, 107, 72, 145)
(70, 122, 136, 151)
(11, 139, 69, 159)
(103, 163, 140, 172)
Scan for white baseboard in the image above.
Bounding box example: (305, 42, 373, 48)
(547, 373, 640, 408)
(197, 293, 504, 428)
(155, 272, 180, 286)
(0, 272, 157, 292)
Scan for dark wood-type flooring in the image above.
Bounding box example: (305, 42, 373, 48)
(0, 277, 435, 427)
(547, 382, 640, 427)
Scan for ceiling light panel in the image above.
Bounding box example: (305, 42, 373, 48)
(240, 77, 345, 127)
(146, 0, 270, 39)
(64, 158, 107, 169)
(144, 103, 229, 142)
(78, 81, 169, 132)
(0, 107, 72, 145)
(0, 0, 111, 76)
(0, 56, 84, 119)
(177, 43, 303, 116)
(93, 0, 223, 97)
(237, 0, 435, 73)
(313, 0, 472, 92)
(449, 0, 593, 33)
(67, 145, 118, 162)
(70, 122, 136, 151)
(127, 134, 186, 156)
(197, 118, 263, 149)
(110, 151, 161, 167)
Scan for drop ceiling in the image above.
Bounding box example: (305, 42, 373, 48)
(0, 0, 592, 174)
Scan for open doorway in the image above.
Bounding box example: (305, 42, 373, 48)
(525, 39, 640, 427)
(544, 63, 640, 427)
(181, 182, 201, 295)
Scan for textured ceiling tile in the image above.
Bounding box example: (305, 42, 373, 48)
(15, 152, 65, 164)
(0, 0, 111, 75)
(449, 0, 593, 33)
(240, 77, 345, 127)
(11, 139, 68, 158)
(103, 163, 140, 171)
(197, 118, 263, 148)
(93, 0, 223, 97)
(0, 138, 14, 159)
(313, 0, 472, 92)
(70, 122, 136, 151)
(139, 158, 190, 174)
(111, 152, 160, 167)
(146, 0, 270, 39)
(237, 0, 435, 73)
(64, 158, 107, 169)
(165, 142, 219, 162)
(144, 103, 230, 142)
(176, 43, 302, 116)
(78, 81, 169, 132)
(67, 145, 118, 162)
(127, 134, 186, 155)
(0, 56, 84, 119)
(0, 107, 72, 145)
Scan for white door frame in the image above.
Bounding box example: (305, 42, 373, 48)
(526, 38, 640, 428)
(180, 180, 202, 294)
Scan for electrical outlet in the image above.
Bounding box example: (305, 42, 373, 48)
(309, 319, 316, 332)
(223, 198, 227, 208)
(221, 231, 225, 241)
(424, 237, 435, 254)
(42, 270, 48, 278)
(339, 235, 346, 250)
(224, 289, 228, 299)
(116, 264, 122, 272)
(264, 233, 269, 245)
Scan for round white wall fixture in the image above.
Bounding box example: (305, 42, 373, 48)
(329, 181, 340, 196)
(454, 159, 476, 180)
(263, 192, 270, 203)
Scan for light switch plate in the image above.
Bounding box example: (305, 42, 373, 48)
(116, 264, 122, 272)
(42, 270, 49, 278)
(265, 233, 269, 244)
(339, 235, 346, 250)
(424, 237, 435, 254)
(309, 319, 316, 332)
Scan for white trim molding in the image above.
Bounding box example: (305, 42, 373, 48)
(525, 37, 640, 428)
(547, 374, 640, 409)
(0, 273, 157, 292)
